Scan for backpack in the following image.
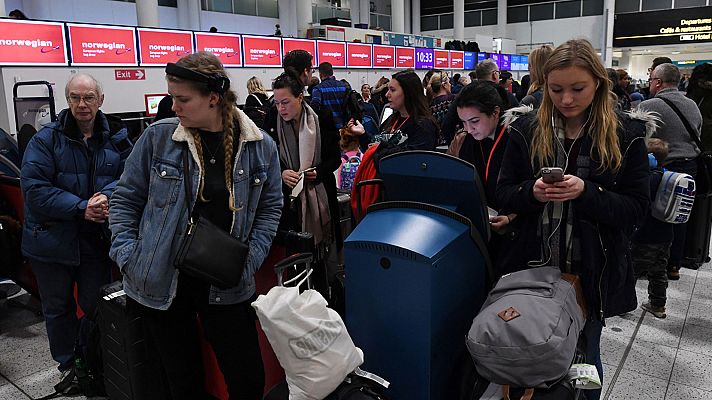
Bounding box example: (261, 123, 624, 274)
(651, 170, 695, 224)
(342, 89, 364, 125)
(466, 267, 586, 390)
(340, 151, 363, 191)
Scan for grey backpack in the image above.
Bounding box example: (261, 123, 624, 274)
(466, 267, 586, 389)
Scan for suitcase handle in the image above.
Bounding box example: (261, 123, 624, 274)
(274, 253, 313, 272)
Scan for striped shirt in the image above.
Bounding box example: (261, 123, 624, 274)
(311, 76, 349, 128)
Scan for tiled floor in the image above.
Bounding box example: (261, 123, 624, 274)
(1, 263, 711, 399)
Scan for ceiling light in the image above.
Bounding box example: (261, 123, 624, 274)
(671, 51, 680, 54)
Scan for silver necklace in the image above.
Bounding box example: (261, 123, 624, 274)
(201, 134, 223, 165)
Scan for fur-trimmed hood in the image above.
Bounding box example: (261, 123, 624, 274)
(502, 104, 660, 139)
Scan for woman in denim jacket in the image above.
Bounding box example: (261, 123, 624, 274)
(108, 52, 282, 399)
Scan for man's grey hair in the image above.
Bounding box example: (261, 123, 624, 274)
(475, 59, 498, 81)
(65, 73, 103, 98)
(653, 63, 681, 86)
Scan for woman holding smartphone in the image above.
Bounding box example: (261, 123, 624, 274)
(496, 39, 652, 400)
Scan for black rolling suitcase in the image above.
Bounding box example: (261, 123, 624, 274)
(98, 281, 167, 400)
(683, 192, 712, 268)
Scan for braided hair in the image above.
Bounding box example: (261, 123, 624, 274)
(166, 51, 240, 210)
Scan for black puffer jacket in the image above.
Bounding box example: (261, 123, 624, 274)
(496, 107, 654, 320)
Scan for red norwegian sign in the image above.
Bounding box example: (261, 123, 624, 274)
(347, 43, 372, 68)
(195, 32, 242, 67)
(0, 19, 67, 65)
(282, 38, 316, 65)
(450, 51, 464, 69)
(317, 40, 346, 68)
(434, 50, 449, 69)
(68, 24, 137, 66)
(115, 69, 145, 80)
(395, 47, 415, 69)
(242, 35, 282, 67)
(138, 28, 193, 66)
(373, 45, 395, 68)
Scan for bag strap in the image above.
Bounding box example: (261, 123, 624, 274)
(251, 93, 264, 106)
(182, 146, 193, 215)
(658, 96, 704, 151)
(502, 385, 534, 400)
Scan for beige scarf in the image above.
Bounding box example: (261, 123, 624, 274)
(277, 102, 332, 245)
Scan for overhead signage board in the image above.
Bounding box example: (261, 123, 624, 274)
(477, 52, 487, 64)
(614, 6, 712, 47)
(450, 51, 464, 69)
(282, 38, 316, 65)
(138, 28, 193, 66)
(242, 35, 282, 67)
(490, 53, 501, 69)
(511, 55, 522, 71)
(347, 42, 372, 68)
(68, 24, 137, 66)
(415, 47, 434, 70)
(195, 32, 242, 67)
(395, 46, 415, 68)
(317, 40, 346, 67)
(433, 49, 449, 69)
(0, 19, 67, 65)
(501, 54, 511, 70)
(463, 51, 476, 70)
(373, 45, 395, 68)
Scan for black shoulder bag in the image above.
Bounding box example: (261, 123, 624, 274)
(174, 146, 249, 289)
(659, 96, 712, 195)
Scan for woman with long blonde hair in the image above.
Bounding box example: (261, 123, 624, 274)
(521, 44, 553, 109)
(109, 52, 282, 399)
(497, 39, 653, 400)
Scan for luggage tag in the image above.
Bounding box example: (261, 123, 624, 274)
(568, 364, 602, 390)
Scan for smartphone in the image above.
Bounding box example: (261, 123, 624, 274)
(541, 167, 564, 184)
(300, 166, 317, 174)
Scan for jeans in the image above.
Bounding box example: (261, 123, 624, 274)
(126, 274, 264, 400)
(632, 242, 671, 307)
(31, 234, 112, 371)
(665, 159, 697, 267)
(583, 318, 604, 400)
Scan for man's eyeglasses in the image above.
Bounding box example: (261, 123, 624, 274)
(67, 94, 98, 105)
(649, 77, 662, 84)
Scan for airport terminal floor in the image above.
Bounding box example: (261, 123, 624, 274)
(0, 259, 711, 400)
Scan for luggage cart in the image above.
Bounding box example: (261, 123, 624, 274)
(13, 81, 57, 158)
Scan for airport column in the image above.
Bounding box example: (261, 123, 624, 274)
(0, 1, 5, 18)
(405, 0, 411, 33)
(360, 0, 370, 27)
(454, 0, 465, 41)
(136, 0, 160, 28)
(177, 0, 201, 31)
(296, 0, 311, 38)
(279, 0, 298, 37)
(412, 0, 420, 34)
(603, 0, 614, 67)
(620, 49, 632, 72)
(392, 0, 405, 34)
(497, 0, 507, 40)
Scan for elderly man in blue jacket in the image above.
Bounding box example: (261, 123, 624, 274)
(20, 73, 132, 390)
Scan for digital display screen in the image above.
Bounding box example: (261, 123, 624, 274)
(396, 46, 415, 68)
(317, 40, 347, 68)
(463, 51, 476, 70)
(0, 19, 67, 65)
(145, 93, 168, 116)
(477, 52, 487, 64)
(433, 49, 449, 69)
(450, 51, 464, 69)
(282, 38, 316, 65)
(415, 48, 434, 70)
(347, 42, 372, 68)
(373, 45, 395, 68)
(242, 35, 282, 67)
(138, 28, 193, 66)
(195, 32, 242, 67)
(501, 54, 511, 70)
(68, 24, 136, 66)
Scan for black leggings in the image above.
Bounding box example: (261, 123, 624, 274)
(127, 275, 264, 400)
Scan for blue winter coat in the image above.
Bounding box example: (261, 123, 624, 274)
(21, 109, 132, 265)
